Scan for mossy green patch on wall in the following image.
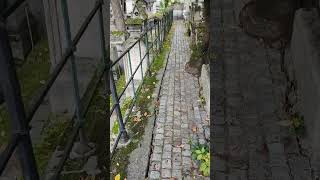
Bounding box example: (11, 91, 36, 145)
(125, 18, 144, 25)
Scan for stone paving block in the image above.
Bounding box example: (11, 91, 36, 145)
(162, 159, 172, 169)
(161, 168, 171, 178)
(151, 153, 162, 162)
(150, 161, 161, 171)
(149, 171, 160, 179)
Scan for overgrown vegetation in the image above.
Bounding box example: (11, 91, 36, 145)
(112, 97, 133, 135)
(0, 39, 51, 146)
(190, 142, 210, 177)
(110, 20, 174, 180)
(111, 31, 127, 37)
(278, 113, 305, 137)
(125, 18, 144, 25)
(34, 114, 71, 176)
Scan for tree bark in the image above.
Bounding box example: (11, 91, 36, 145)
(111, 0, 126, 31)
(256, 0, 299, 20)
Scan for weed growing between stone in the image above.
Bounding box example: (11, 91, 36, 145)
(190, 142, 210, 177)
(290, 113, 305, 137)
(110, 23, 175, 180)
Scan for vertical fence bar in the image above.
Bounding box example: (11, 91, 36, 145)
(145, 31, 151, 76)
(150, 22, 153, 54)
(110, 73, 129, 143)
(157, 19, 160, 51)
(138, 40, 143, 80)
(0, 21, 39, 180)
(127, 51, 136, 95)
(61, 0, 87, 144)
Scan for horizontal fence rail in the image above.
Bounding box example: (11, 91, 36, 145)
(110, 9, 173, 157)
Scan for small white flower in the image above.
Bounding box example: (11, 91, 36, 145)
(147, 96, 151, 99)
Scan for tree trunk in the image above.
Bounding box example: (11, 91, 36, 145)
(256, 0, 298, 20)
(111, 0, 126, 31)
(256, 0, 279, 19)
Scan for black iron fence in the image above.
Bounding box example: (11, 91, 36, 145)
(110, 10, 173, 156)
(0, 0, 108, 179)
(0, 0, 173, 179)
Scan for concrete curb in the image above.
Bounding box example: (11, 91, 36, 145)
(126, 49, 171, 180)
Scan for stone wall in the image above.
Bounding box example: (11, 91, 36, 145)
(290, 8, 320, 164)
(200, 64, 210, 115)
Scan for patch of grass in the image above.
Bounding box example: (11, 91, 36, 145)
(110, 22, 175, 180)
(125, 18, 144, 25)
(110, 74, 126, 109)
(0, 39, 51, 146)
(33, 114, 71, 176)
(111, 31, 127, 37)
(112, 97, 133, 135)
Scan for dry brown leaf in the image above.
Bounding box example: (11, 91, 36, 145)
(155, 100, 160, 107)
(133, 117, 141, 122)
(144, 112, 148, 117)
(176, 144, 184, 148)
(192, 125, 197, 132)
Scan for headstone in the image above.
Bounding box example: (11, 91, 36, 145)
(6, 2, 39, 62)
(123, 35, 149, 97)
(43, 0, 103, 115)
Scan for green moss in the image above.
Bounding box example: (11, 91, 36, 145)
(111, 31, 127, 37)
(33, 114, 71, 176)
(112, 97, 133, 135)
(0, 39, 51, 146)
(111, 22, 175, 180)
(125, 18, 144, 25)
(110, 74, 126, 109)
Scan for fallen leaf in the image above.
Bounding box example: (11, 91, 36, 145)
(114, 174, 120, 180)
(192, 125, 197, 132)
(176, 144, 184, 148)
(144, 112, 148, 116)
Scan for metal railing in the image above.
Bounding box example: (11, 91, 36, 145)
(0, 0, 173, 178)
(110, 10, 173, 156)
(0, 0, 108, 179)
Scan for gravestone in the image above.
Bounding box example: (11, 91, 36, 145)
(123, 25, 149, 97)
(43, 0, 103, 115)
(6, 2, 39, 62)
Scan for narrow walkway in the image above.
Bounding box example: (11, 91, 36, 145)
(212, 0, 313, 179)
(147, 21, 209, 179)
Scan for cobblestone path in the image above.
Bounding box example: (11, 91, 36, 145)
(147, 21, 210, 179)
(212, 0, 314, 179)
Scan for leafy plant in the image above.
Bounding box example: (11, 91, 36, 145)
(200, 95, 206, 106)
(191, 143, 210, 176)
(278, 113, 305, 137)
